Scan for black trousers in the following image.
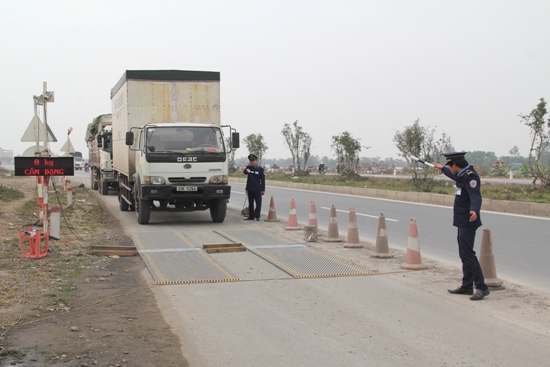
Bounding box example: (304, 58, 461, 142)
(457, 227, 487, 291)
(247, 191, 262, 219)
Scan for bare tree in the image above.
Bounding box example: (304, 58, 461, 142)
(520, 98, 550, 188)
(243, 133, 268, 166)
(281, 120, 311, 171)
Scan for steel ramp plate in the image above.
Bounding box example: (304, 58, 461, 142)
(215, 229, 299, 246)
(132, 232, 240, 285)
(247, 244, 376, 279)
(132, 231, 195, 250)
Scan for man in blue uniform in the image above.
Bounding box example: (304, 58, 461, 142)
(243, 154, 265, 221)
(434, 152, 489, 301)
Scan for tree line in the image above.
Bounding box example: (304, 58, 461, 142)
(238, 98, 550, 189)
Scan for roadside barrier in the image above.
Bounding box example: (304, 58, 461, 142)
(308, 201, 318, 232)
(344, 207, 363, 248)
(401, 218, 426, 270)
(265, 196, 280, 222)
(371, 212, 392, 258)
(324, 204, 342, 242)
(479, 228, 504, 288)
(285, 198, 301, 230)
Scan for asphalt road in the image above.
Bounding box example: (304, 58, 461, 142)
(230, 182, 550, 291)
(69, 171, 550, 366)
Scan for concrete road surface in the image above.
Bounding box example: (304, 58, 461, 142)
(70, 171, 550, 367)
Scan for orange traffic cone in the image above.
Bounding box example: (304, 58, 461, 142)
(324, 204, 342, 242)
(479, 228, 504, 288)
(308, 201, 318, 231)
(285, 198, 301, 230)
(264, 196, 280, 222)
(401, 218, 426, 270)
(344, 207, 363, 248)
(371, 212, 392, 258)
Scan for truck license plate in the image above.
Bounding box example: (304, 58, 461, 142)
(177, 186, 198, 192)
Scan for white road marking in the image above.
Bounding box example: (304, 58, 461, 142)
(320, 207, 399, 222)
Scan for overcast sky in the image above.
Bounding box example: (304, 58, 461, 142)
(2, 0, 549, 161)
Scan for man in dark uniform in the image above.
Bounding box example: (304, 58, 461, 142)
(434, 152, 490, 301)
(243, 154, 265, 221)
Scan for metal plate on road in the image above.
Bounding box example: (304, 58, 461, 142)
(132, 232, 240, 285)
(247, 244, 376, 279)
(139, 250, 240, 285)
(215, 229, 298, 246)
(132, 232, 196, 250)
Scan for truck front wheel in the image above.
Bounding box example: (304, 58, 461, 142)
(210, 199, 227, 223)
(136, 194, 151, 224)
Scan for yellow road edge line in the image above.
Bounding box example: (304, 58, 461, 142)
(134, 234, 166, 283)
(175, 231, 196, 248)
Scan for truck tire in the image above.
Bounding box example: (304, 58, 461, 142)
(210, 199, 227, 223)
(135, 189, 151, 224)
(100, 175, 109, 195)
(91, 169, 98, 190)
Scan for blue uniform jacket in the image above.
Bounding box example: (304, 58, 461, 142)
(244, 165, 265, 192)
(441, 166, 482, 228)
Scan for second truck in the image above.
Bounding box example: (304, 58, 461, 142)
(96, 70, 239, 224)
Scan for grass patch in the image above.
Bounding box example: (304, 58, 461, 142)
(0, 184, 24, 202)
(232, 172, 550, 204)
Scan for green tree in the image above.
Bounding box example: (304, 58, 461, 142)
(243, 133, 268, 166)
(281, 120, 312, 172)
(393, 119, 442, 190)
(520, 98, 550, 187)
(331, 131, 366, 175)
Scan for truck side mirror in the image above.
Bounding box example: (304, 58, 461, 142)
(97, 134, 103, 148)
(125, 131, 134, 146)
(231, 132, 240, 149)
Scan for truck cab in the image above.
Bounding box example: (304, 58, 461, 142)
(125, 123, 235, 224)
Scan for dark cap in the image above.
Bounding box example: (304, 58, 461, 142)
(248, 154, 258, 161)
(443, 151, 466, 165)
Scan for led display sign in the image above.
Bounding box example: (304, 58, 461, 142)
(14, 157, 75, 176)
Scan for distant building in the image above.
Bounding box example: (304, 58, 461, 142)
(0, 148, 14, 164)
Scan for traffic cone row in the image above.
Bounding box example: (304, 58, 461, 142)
(401, 218, 426, 270)
(263, 197, 503, 280)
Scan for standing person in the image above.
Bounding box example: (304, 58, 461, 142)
(243, 154, 265, 221)
(434, 152, 489, 301)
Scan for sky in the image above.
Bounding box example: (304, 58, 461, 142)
(2, 0, 549, 161)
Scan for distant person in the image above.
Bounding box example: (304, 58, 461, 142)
(243, 154, 265, 221)
(434, 152, 489, 301)
(318, 163, 325, 174)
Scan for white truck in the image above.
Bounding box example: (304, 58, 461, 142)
(111, 70, 239, 224)
(85, 114, 117, 195)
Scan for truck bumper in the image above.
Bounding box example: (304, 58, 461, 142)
(139, 184, 231, 201)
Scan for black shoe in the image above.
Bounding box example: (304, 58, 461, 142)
(255, 218, 260, 221)
(470, 289, 490, 301)
(448, 287, 473, 295)
(244, 217, 254, 221)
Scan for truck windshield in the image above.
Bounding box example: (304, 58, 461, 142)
(145, 126, 224, 153)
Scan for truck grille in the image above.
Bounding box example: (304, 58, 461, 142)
(168, 177, 207, 183)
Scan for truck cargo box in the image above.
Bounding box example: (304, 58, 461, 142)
(111, 70, 221, 178)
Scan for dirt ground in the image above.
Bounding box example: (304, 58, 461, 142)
(0, 175, 184, 367)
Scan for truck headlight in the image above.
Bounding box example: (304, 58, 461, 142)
(143, 176, 165, 185)
(209, 175, 228, 184)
